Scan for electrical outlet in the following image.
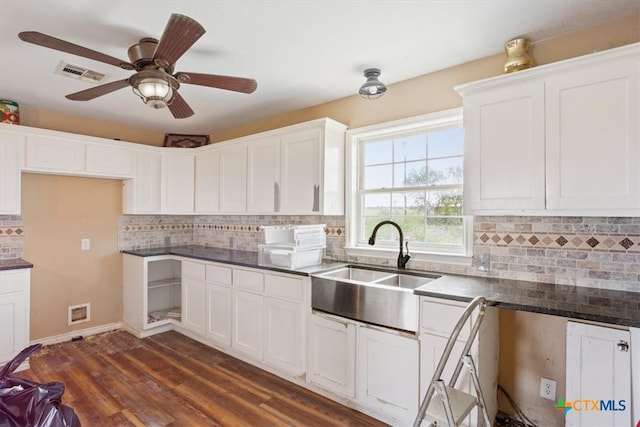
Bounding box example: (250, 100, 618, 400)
(81, 238, 90, 251)
(477, 253, 490, 272)
(540, 377, 556, 400)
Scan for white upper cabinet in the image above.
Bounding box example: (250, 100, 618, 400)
(123, 148, 161, 214)
(247, 137, 280, 213)
(545, 58, 639, 211)
(24, 133, 85, 174)
(462, 82, 545, 212)
(457, 42, 639, 216)
(0, 126, 23, 214)
(161, 149, 195, 214)
(280, 128, 322, 213)
(85, 143, 134, 178)
(219, 143, 248, 213)
(194, 147, 220, 214)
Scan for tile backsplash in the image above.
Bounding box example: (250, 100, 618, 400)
(4, 213, 638, 292)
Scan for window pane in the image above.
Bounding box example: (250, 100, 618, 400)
(428, 128, 463, 158)
(394, 216, 426, 242)
(364, 217, 396, 241)
(364, 140, 392, 165)
(426, 216, 464, 244)
(363, 193, 391, 216)
(391, 192, 425, 215)
(425, 190, 463, 216)
(394, 160, 427, 187)
(364, 164, 393, 189)
(426, 157, 463, 185)
(393, 134, 426, 162)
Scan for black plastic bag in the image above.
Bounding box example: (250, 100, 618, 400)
(0, 344, 81, 427)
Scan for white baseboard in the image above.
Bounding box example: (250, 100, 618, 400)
(31, 322, 123, 346)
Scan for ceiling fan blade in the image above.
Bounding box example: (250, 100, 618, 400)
(65, 79, 130, 101)
(18, 31, 134, 70)
(168, 91, 194, 119)
(152, 14, 205, 69)
(175, 72, 257, 94)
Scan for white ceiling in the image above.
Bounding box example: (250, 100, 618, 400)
(0, 1, 638, 135)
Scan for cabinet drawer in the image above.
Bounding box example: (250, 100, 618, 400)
(182, 261, 205, 279)
(264, 273, 304, 301)
(0, 269, 30, 294)
(206, 264, 232, 286)
(420, 298, 471, 339)
(233, 268, 264, 292)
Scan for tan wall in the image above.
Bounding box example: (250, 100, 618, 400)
(22, 174, 122, 340)
(498, 310, 567, 426)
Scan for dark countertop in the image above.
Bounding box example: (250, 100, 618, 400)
(121, 246, 640, 328)
(0, 258, 33, 271)
(414, 274, 640, 328)
(121, 245, 347, 277)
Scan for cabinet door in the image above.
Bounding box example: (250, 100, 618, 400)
(24, 135, 85, 173)
(219, 144, 247, 213)
(0, 129, 22, 214)
(0, 269, 30, 366)
(280, 129, 321, 213)
(231, 289, 262, 359)
(206, 284, 231, 346)
(357, 327, 419, 424)
(123, 150, 161, 214)
(85, 143, 134, 178)
(306, 313, 356, 398)
(263, 296, 303, 375)
(195, 148, 220, 214)
(182, 276, 206, 336)
(463, 82, 545, 212)
(247, 138, 280, 213)
(566, 322, 631, 427)
(546, 58, 640, 211)
(161, 151, 195, 214)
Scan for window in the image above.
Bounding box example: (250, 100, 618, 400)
(345, 108, 471, 263)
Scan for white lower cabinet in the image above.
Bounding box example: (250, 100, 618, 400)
(419, 297, 498, 427)
(205, 263, 233, 346)
(0, 268, 31, 369)
(232, 289, 263, 359)
(263, 296, 303, 375)
(566, 321, 632, 427)
(357, 327, 420, 425)
(307, 313, 357, 398)
(181, 261, 206, 336)
(307, 312, 420, 425)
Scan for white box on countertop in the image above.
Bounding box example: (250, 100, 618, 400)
(258, 245, 324, 269)
(262, 224, 326, 248)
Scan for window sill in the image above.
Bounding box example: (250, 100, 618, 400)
(344, 246, 472, 266)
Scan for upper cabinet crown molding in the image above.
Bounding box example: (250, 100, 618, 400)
(456, 42, 639, 216)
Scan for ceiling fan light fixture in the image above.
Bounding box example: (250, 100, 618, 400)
(359, 68, 387, 100)
(136, 77, 172, 108)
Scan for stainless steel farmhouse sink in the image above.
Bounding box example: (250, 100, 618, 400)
(310, 266, 441, 333)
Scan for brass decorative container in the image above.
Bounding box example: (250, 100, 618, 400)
(504, 38, 534, 73)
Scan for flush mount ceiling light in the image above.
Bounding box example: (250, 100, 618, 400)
(129, 69, 179, 109)
(359, 68, 387, 100)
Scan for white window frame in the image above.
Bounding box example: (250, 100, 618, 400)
(345, 108, 472, 266)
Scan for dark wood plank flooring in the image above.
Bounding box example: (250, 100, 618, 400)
(17, 330, 388, 426)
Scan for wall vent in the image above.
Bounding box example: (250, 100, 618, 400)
(68, 303, 91, 325)
(55, 61, 106, 83)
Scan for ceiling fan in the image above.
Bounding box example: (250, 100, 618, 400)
(18, 13, 257, 119)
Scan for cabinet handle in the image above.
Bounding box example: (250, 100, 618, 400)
(274, 182, 280, 212)
(312, 184, 320, 212)
(617, 340, 629, 352)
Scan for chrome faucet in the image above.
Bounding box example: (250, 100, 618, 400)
(368, 220, 411, 269)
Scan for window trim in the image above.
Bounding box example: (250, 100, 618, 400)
(345, 107, 472, 265)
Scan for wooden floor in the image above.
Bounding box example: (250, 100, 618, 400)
(18, 330, 388, 427)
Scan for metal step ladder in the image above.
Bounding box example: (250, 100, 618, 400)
(414, 296, 492, 427)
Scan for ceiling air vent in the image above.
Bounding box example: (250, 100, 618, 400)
(55, 61, 106, 83)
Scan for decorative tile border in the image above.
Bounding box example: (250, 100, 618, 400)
(193, 223, 345, 237)
(122, 223, 193, 232)
(0, 226, 24, 236)
(474, 231, 640, 252)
